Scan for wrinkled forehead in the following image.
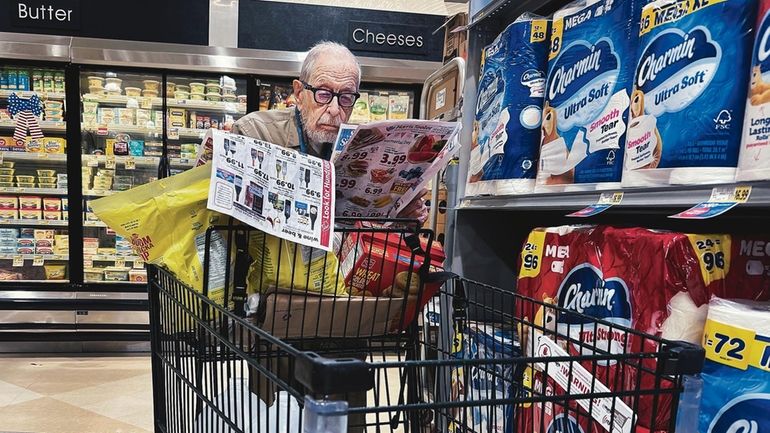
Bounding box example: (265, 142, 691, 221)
(307, 56, 359, 92)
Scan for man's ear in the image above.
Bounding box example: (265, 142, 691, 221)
(292, 79, 304, 101)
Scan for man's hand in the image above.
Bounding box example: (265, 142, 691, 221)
(396, 190, 429, 225)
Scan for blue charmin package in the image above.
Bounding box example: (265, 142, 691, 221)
(623, 0, 758, 187)
(536, 0, 638, 191)
(699, 297, 770, 433)
(466, 14, 550, 196)
(450, 323, 521, 433)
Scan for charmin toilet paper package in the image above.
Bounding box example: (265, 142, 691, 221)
(466, 14, 550, 196)
(449, 322, 520, 433)
(515, 226, 770, 432)
(623, 0, 757, 187)
(535, 0, 638, 192)
(738, 0, 770, 181)
(699, 297, 770, 433)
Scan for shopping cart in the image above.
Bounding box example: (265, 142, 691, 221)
(148, 219, 704, 433)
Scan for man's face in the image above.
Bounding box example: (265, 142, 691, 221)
(294, 56, 358, 144)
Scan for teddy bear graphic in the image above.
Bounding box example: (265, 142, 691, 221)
(540, 102, 575, 185)
(629, 89, 662, 169)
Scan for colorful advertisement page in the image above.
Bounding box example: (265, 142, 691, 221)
(334, 120, 460, 218)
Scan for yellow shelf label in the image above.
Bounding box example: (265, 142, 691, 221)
(703, 318, 755, 370)
(519, 230, 546, 278)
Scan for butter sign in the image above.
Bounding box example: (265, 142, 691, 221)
(10, 0, 80, 30)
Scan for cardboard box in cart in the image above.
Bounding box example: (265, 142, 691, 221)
(338, 222, 446, 326)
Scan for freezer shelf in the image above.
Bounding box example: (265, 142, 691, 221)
(0, 254, 68, 260)
(0, 187, 67, 195)
(0, 219, 68, 226)
(0, 153, 67, 163)
(82, 93, 246, 114)
(82, 154, 160, 168)
(0, 121, 66, 132)
(0, 90, 66, 100)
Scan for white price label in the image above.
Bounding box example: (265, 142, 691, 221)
(84, 258, 93, 269)
(115, 258, 126, 268)
(87, 156, 99, 167)
(32, 255, 44, 266)
(105, 156, 116, 169)
(140, 97, 153, 110)
(133, 259, 144, 269)
(37, 152, 48, 159)
(12, 255, 23, 267)
(598, 192, 624, 205)
(168, 128, 179, 140)
(710, 186, 752, 204)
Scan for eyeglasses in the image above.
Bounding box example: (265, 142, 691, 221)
(300, 80, 360, 108)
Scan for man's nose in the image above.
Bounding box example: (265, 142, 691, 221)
(326, 96, 341, 116)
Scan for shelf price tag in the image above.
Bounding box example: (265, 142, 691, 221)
(37, 152, 48, 159)
(140, 97, 153, 110)
(670, 186, 752, 220)
(168, 128, 180, 140)
(87, 156, 99, 167)
(124, 157, 136, 170)
(115, 258, 126, 268)
(32, 255, 44, 266)
(567, 192, 624, 218)
(133, 259, 144, 269)
(12, 255, 23, 267)
(84, 258, 93, 269)
(105, 156, 116, 169)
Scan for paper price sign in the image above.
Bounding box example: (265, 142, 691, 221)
(133, 259, 144, 269)
(598, 192, 624, 205)
(124, 157, 136, 170)
(115, 258, 126, 268)
(105, 156, 116, 169)
(140, 97, 153, 110)
(12, 255, 23, 267)
(168, 128, 180, 140)
(84, 258, 93, 269)
(32, 255, 44, 266)
(87, 156, 99, 167)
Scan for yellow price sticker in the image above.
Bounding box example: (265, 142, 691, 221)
(133, 259, 145, 269)
(105, 156, 116, 169)
(32, 255, 44, 266)
(115, 258, 126, 268)
(598, 192, 624, 205)
(168, 128, 180, 140)
(733, 186, 752, 203)
(12, 255, 23, 267)
(710, 186, 752, 204)
(37, 152, 47, 159)
(703, 318, 755, 370)
(530, 20, 548, 43)
(140, 97, 153, 110)
(124, 157, 136, 170)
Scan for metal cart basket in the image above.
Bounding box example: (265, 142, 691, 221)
(148, 219, 704, 433)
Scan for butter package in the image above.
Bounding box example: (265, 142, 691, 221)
(535, 0, 638, 191)
(0, 196, 17, 209)
(623, 0, 757, 187)
(0, 209, 18, 220)
(19, 209, 41, 220)
(19, 196, 41, 210)
(467, 14, 551, 196)
(738, 0, 770, 181)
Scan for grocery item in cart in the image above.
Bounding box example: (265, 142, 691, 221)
(516, 225, 770, 432)
(449, 322, 520, 433)
(699, 297, 770, 433)
(466, 13, 550, 197)
(90, 165, 235, 308)
(624, 0, 757, 187)
(738, 0, 770, 181)
(535, 0, 638, 192)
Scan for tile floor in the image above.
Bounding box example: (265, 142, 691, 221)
(0, 356, 154, 433)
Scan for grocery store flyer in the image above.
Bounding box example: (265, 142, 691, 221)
(333, 120, 460, 218)
(204, 130, 335, 251)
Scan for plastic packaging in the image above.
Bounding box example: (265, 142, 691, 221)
(535, 0, 638, 192)
(466, 13, 550, 196)
(624, 0, 757, 187)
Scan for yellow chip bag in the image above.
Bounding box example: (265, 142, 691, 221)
(247, 232, 347, 296)
(90, 164, 235, 307)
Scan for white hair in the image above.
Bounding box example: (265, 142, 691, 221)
(299, 41, 361, 87)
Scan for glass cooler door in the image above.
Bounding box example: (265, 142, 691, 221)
(80, 69, 163, 285)
(0, 64, 69, 283)
(165, 73, 248, 174)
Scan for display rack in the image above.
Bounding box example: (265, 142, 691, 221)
(448, 0, 770, 291)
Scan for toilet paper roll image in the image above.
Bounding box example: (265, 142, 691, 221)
(625, 114, 661, 170)
(539, 103, 575, 185)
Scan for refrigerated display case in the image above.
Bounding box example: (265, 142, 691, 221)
(0, 64, 69, 284)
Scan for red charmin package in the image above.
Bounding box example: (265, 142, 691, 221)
(515, 225, 770, 433)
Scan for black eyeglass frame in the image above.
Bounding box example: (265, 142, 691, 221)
(300, 80, 361, 108)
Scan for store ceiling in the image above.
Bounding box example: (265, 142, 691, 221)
(255, 0, 466, 15)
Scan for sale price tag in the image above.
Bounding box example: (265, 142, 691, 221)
(105, 156, 116, 169)
(567, 192, 624, 218)
(670, 186, 751, 220)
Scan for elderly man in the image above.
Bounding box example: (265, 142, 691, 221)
(233, 41, 428, 222)
(235, 41, 425, 432)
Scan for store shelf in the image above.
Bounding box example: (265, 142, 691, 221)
(81, 124, 161, 136)
(458, 181, 770, 211)
(82, 93, 246, 114)
(81, 154, 159, 168)
(83, 190, 114, 197)
(0, 187, 67, 195)
(85, 280, 144, 285)
(0, 254, 68, 261)
(170, 157, 196, 168)
(174, 127, 209, 140)
(0, 219, 68, 226)
(2, 279, 70, 283)
(87, 255, 142, 262)
(0, 90, 66, 100)
(0, 152, 67, 163)
(469, 0, 565, 28)
(0, 120, 66, 132)
(83, 221, 107, 227)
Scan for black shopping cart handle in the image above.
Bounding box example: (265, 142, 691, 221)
(295, 351, 375, 396)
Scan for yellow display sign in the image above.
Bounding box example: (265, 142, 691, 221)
(703, 318, 761, 371)
(549, 18, 564, 60)
(686, 234, 731, 285)
(531, 20, 548, 43)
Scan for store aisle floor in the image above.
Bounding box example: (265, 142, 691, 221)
(0, 356, 153, 433)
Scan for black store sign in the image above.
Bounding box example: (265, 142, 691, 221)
(238, 1, 444, 61)
(1, 0, 209, 45)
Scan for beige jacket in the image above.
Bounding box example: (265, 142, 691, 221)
(231, 107, 326, 159)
